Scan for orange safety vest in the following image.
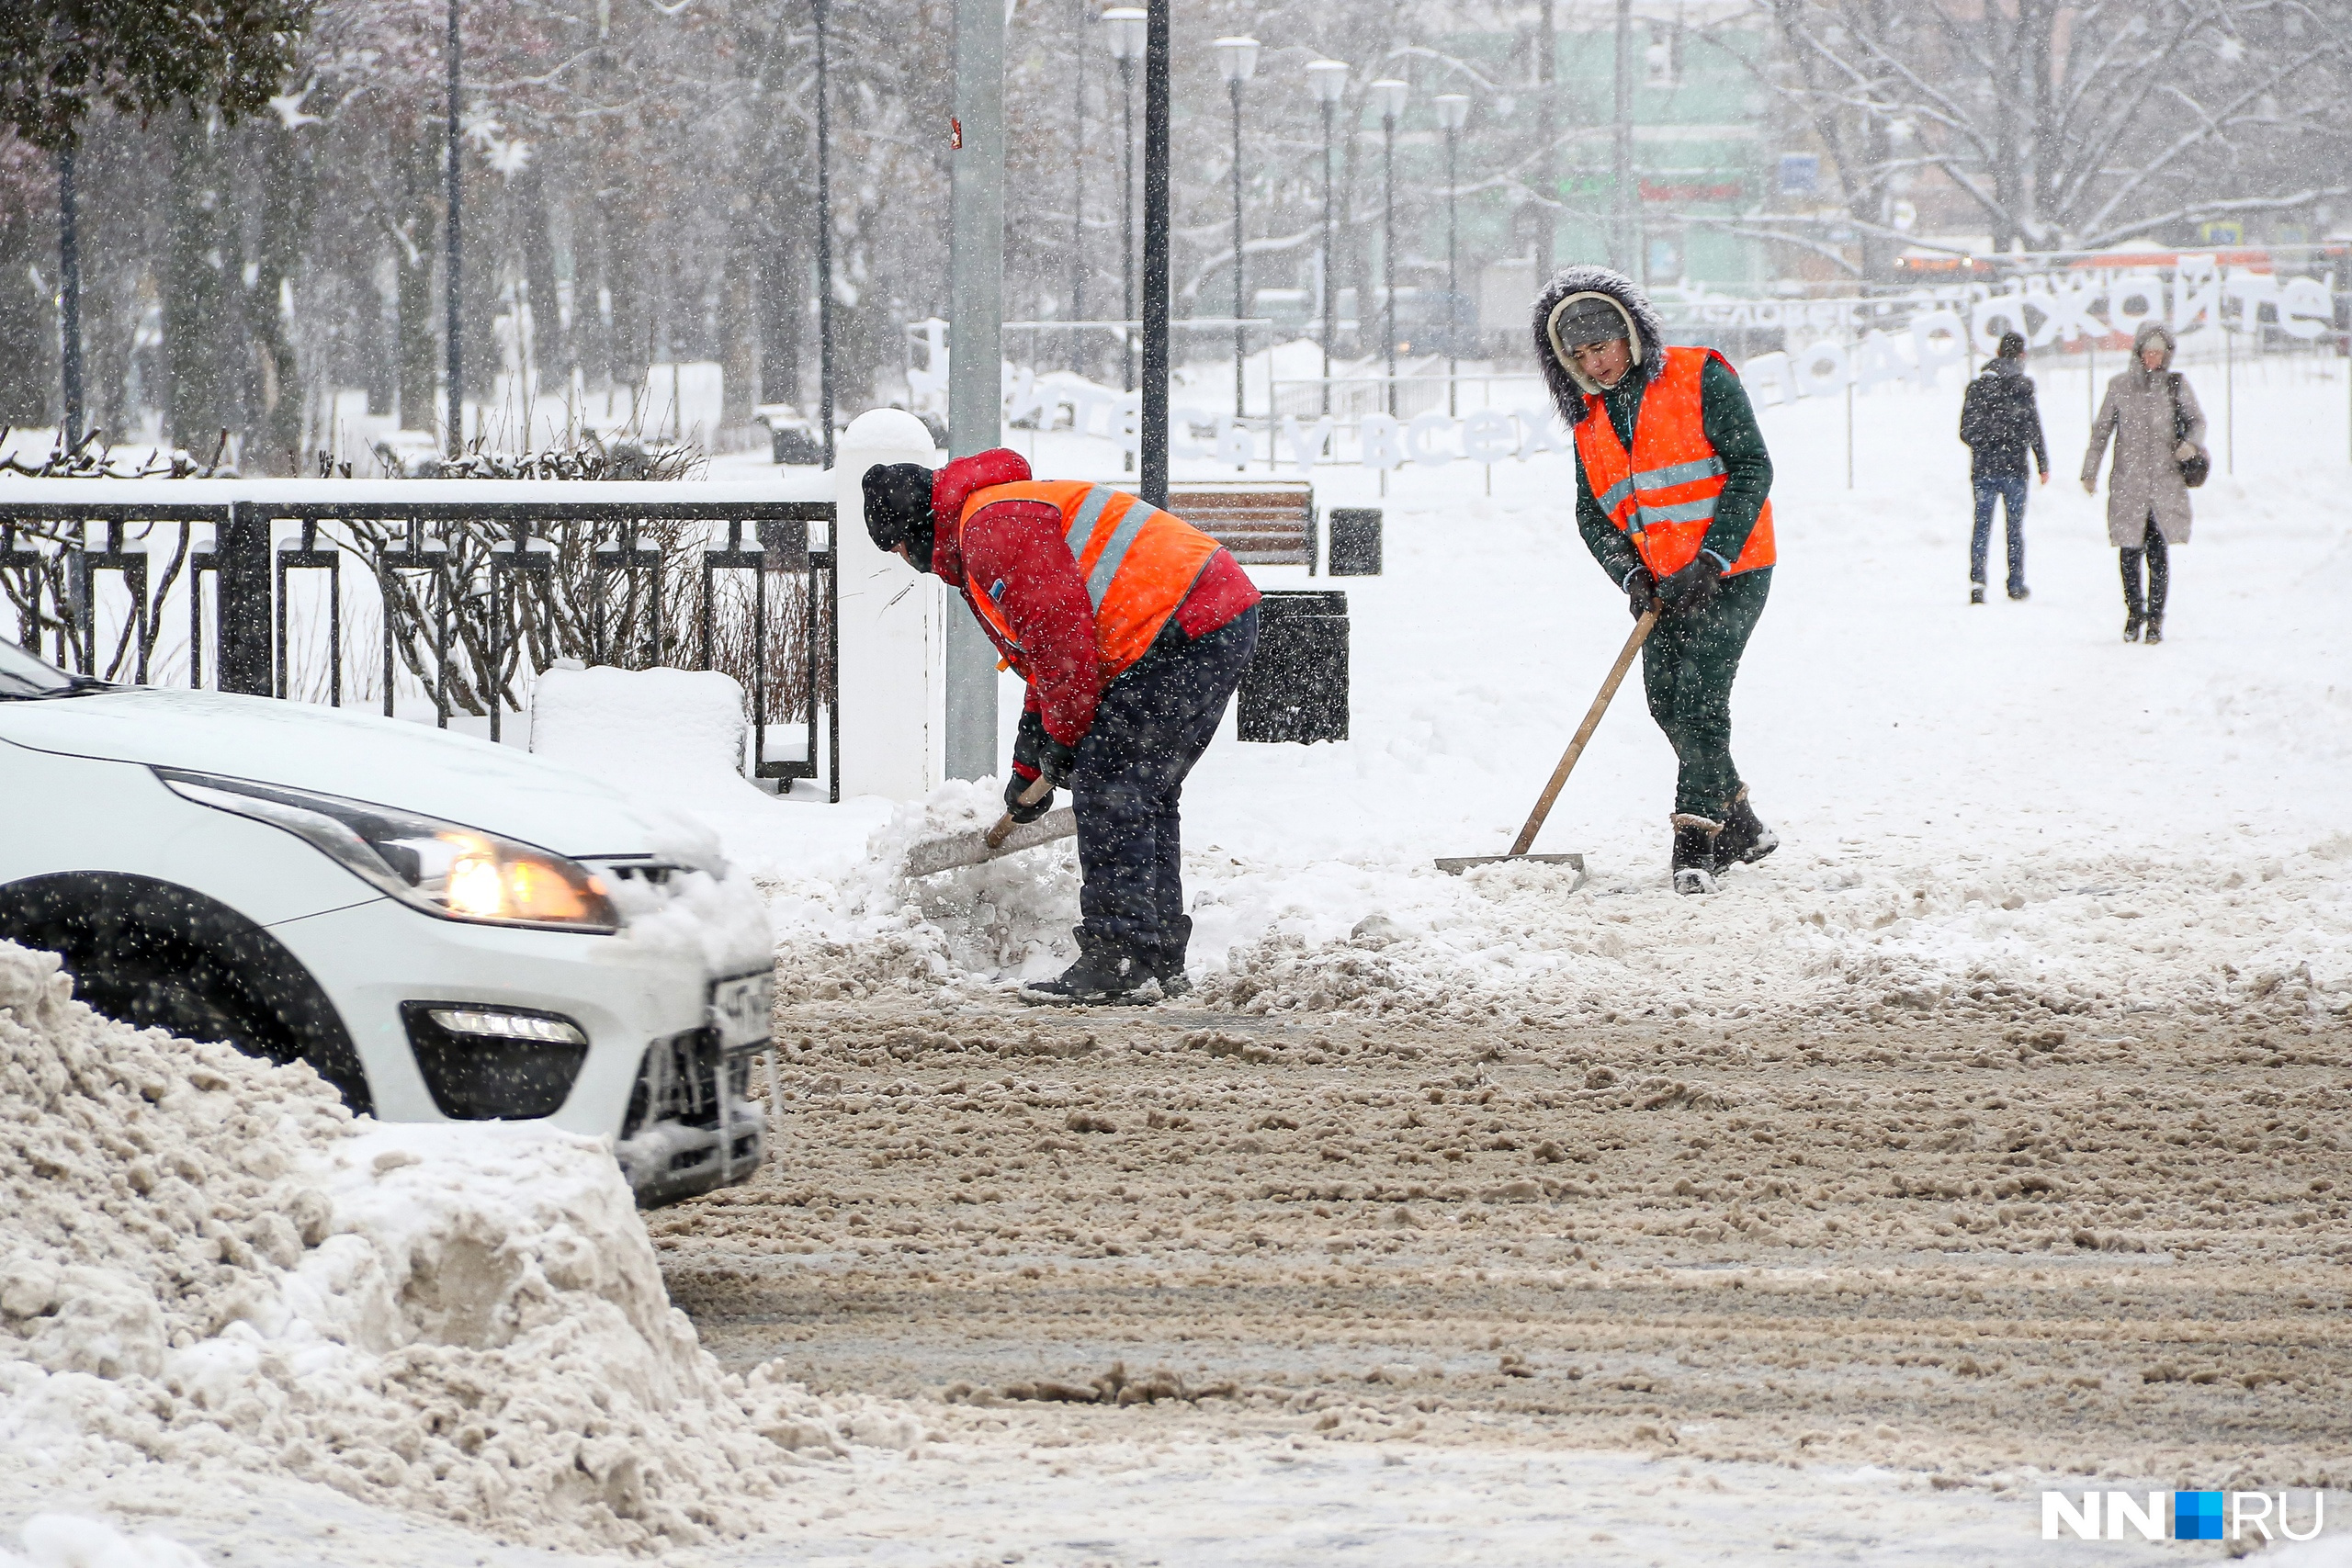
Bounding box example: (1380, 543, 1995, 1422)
(956, 480, 1224, 681)
(1573, 344, 1776, 580)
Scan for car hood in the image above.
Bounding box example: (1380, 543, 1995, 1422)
(0, 687, 719, 863)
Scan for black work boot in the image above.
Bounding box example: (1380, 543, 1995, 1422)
(1020, 950, 1150, 1006)
(1151, 953, 1193, 999)
(1669, 814, 1722, 896)
(1712, 786, 1779, 868)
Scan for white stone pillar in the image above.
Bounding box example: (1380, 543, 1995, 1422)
(831, 408, 944, 800)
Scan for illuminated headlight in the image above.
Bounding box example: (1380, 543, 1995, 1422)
(157, 768, 620, 932)
(426, 1007, 588, 1045)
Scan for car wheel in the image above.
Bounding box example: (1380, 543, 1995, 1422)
(0, 872, 374, 1113)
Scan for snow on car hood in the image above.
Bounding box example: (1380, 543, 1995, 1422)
(0, 686, 718, 863)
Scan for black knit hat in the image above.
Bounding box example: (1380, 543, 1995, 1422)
(862, 462, 937, 567)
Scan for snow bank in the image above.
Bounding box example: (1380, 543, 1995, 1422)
(530, 664, 769, 818)
(0, 942, 921, 1555)
(0, 1515, 207, 1568)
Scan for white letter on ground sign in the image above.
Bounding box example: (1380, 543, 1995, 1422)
(2043, 1493, 2100, 1541)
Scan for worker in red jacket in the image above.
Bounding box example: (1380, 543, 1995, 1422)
(863, 447, 1261, 1004)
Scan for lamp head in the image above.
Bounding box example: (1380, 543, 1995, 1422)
(1214, 36, 1261, 85)
(1305, 59, 1349, 106)
(1102, 6, 1146, 62)
(1368, 78, 1408, 122)
(1434, 93, 1470, 131)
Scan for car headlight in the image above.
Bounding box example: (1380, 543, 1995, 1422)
(156, 768, 620, 933)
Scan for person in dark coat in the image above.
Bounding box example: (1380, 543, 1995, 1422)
(1533, 265, 1778, 896)
(1957, 331, 2049, 604)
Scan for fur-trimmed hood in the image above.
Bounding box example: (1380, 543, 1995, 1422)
(1532, 265, 1668, 425)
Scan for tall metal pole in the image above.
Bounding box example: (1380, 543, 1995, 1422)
(446, 0, 464, 458)
(1320, 99, 1336, 415)
(1070, 0, 1086, 374)
(1139, 0, 1171, 506)
(1445, 122, 1458, 417)
(56, 147, 84, 449)
(1230, 77, 1246, 425)
(947, 0, 1005, 780)
(1535, 0, 1555, 288)
(1120, 55, 1136, 401)
(815, 0, 835, 467)
(1382, 108, 1397, 416)
(1611, 0, 1633, 276)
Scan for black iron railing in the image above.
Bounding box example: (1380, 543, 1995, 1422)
(0, 494, 839, 800)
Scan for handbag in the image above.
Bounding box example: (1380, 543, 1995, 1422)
(2169, 372, 2210, 488)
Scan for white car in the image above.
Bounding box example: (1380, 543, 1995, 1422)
(0, 637, 773, 1206)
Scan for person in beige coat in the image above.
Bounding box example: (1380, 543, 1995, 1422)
(2081, 321, 2206, 644)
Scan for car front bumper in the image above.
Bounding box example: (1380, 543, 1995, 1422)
(265, 894, 769, 1205)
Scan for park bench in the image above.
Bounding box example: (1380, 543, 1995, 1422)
(1165, 480, 1317, 572)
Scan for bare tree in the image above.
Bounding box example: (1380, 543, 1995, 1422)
(1733, 0, 2352, 277)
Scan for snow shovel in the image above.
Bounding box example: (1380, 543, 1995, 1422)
(902, 775, 1075, 878)
(1436, 607, 1658, 875)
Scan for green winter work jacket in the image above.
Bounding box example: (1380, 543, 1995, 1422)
(1572, 355, 1773, 588)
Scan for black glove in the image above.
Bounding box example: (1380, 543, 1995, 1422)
(1656, 554, 1722, 615)
(1622, 566, 1659, 619)
(1006, 710, 1077, 824)
(1003, 771, 1055, 825)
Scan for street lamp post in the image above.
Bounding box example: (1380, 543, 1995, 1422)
(1069, 0, 1086, 374)
(446, 0, 464, 458)
(814, 0, 835, 467)
(55, 147, 83, 449)
(1215, 36, 1260, 433)
(1368, 78, 1408, 416)
(1104, 8, 1144, 428)
(1434, 94, 1468, 417)
(1305, 60, 1347, 416)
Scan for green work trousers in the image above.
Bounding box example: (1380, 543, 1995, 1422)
(1641, 566, 1770, 819)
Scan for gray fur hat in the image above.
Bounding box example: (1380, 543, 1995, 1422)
(1531, 265, 1668, 424)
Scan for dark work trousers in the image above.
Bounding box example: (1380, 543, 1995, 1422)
(1970, 475, 2029, 593)
(2119, 514, 2170, 620)
(1643, 567, 1770, 819)
(1069, 605, 1260, 970)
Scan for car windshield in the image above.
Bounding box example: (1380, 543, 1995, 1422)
(0, 637, 92, 699)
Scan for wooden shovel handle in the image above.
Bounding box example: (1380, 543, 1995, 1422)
(1508, 608, 1659, 857)
(983, 773, 1059, 850)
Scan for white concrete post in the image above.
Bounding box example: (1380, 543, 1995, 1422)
(831, 408, 944, 800)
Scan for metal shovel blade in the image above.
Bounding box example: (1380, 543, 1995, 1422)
(903, 807, 1078, 878)
(1435, 852, 1585, 880)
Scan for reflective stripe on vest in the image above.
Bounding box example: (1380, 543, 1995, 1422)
(1574, 345, 1776, 580)
(957, 479, 1224, 680)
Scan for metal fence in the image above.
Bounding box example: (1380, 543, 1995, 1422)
(0, 489, 840, 799)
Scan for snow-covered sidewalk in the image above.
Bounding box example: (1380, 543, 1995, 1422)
(694, 364, 2352, 1030)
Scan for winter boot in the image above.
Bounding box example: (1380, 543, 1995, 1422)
(1970, 584, 1985, 605)
(2123, 614, 2143, 643)
(1670, 814, 1722, 896)
(1152, 956, 1193, 999)
(1712, 786, 1779, 868)
(1020, 950, 1151, 1007)
(2143, 616, 2163, 645)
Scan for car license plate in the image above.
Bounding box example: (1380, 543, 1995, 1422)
(708, 971, 774, 1050)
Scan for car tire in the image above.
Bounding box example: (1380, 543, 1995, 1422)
(0, 872, 374, 1113)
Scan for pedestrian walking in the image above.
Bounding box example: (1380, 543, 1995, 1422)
(1958, 331, 2048, 604)
(863, 448, 1260, 1004)
(1535, 265, 1777, 897)
(2082, 321, 2206, 644)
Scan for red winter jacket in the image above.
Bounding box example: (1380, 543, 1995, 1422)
(927, 449, 1259, 747)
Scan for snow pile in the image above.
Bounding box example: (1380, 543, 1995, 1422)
(760, 778, 1087, 1001)
(0, 1515, 207, 1568)
(530, 664, 770, 818)
(0, 942, 922, 1554)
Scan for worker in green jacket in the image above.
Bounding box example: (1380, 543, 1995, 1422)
(1533, 265, 1778, 895)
